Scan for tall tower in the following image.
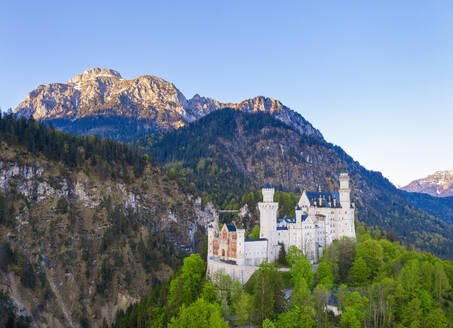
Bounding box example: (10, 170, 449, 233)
(339, 173, 351, 209)
(259, 185, 278, 239)
(207, 224, 216, 258)
(258, 185, 279, 261)
(236, 228, 245, 265)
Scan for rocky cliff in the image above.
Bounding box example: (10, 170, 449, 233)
(402, 170, 453, 197)
(0, 139, 217, 327)
(15, 68, 322, 142)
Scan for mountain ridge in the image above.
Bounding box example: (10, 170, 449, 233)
(14, 68, 322, 142)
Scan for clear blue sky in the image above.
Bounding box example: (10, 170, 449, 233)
(1, 0, 452, 186)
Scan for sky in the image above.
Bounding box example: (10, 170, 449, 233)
(1, 0, 452, 186)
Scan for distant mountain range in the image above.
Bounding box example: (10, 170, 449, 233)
(15, 68, 322, 142)
(402, 170, 453, 197)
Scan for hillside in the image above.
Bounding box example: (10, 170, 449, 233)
(138, 109, 453, 258)
(403, 191, 453, 225)
(0, 113, 216, 327)
(111, 226, 453, 327)
(14, 68, 322, 142)
(402, 170, 453, 197)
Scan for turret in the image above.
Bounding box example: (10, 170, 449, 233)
(262, 184, 275, 202)
(339, 173, 351, 209)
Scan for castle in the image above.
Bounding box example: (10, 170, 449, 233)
(207, 173, 356, 283)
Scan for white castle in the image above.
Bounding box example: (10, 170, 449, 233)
(207, 173, 356, 283)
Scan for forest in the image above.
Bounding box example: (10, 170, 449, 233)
(110, 223, 453, 327)
(0, 112, 149, 181)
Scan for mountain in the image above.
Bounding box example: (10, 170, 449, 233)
(402, 170, 453, 197)
(138, 109, 453, 258)
(14, 68, 322, 142)
(0, 114, 216, 327)
(14, 68, 453, 257)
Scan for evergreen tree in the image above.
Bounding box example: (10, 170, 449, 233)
(277, 243, 288, 266)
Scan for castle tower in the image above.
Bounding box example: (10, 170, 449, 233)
(236, 228, 245, 265)
(258, 185, 279, 261)
(207, 224, 216, 258)
(339, 173, 351, 209)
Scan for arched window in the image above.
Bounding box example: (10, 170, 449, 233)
(222, 249, 225, 257)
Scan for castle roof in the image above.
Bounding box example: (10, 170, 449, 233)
(305, 191, 341, 208)
(277, 215, 296, 224)
(301, 213, 309, 222)
(226, 224, 236, 232)
(277, 226, 288, 230)
(245, 238, 267, 242)
(263, 183, 273, 189)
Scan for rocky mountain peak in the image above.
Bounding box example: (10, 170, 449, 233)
(14, 68, 324, 141)
(67, 67, 122, 84)
(401, 170, 453, 197)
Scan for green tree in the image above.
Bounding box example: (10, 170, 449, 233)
(291, 255, 314, 287)
(424, 308, 449, 328)
(289, 277, 311, 308)
(400, 297, 422, 328)
(168, 298, 227, 328)
(276, 305, 316, 328)
(262, 318, 276, 328)
(286, 245, 304, 266)
(249, 226, 260, 239)
(313, 284, 330, 328)
(344, 291, 369, 324)
(201, 281, 217, 303)
(340, 307, 361, 328)
(356, 239, 383, 279)
(399, 259, 421, 298)
(348, 257, 370, 286)
(254, 262, 286, 324)
(323, 237, 356, 284)
(180, 253, 206, 305)
(230, 280, 243, 314)
(316, 261, 334, 288)
(277, 243, 288, 266)
(235, 292, 254, 327)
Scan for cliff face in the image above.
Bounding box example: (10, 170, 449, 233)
(0, 141, 216, 327)
(14, 68, 322, 142)
(402, 171, 453, 197)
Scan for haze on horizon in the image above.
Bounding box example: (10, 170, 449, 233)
(1, 1, 452, 187)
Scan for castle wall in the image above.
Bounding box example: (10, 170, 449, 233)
(244, 240, 267, 266)
(207, 258, 259, 284)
